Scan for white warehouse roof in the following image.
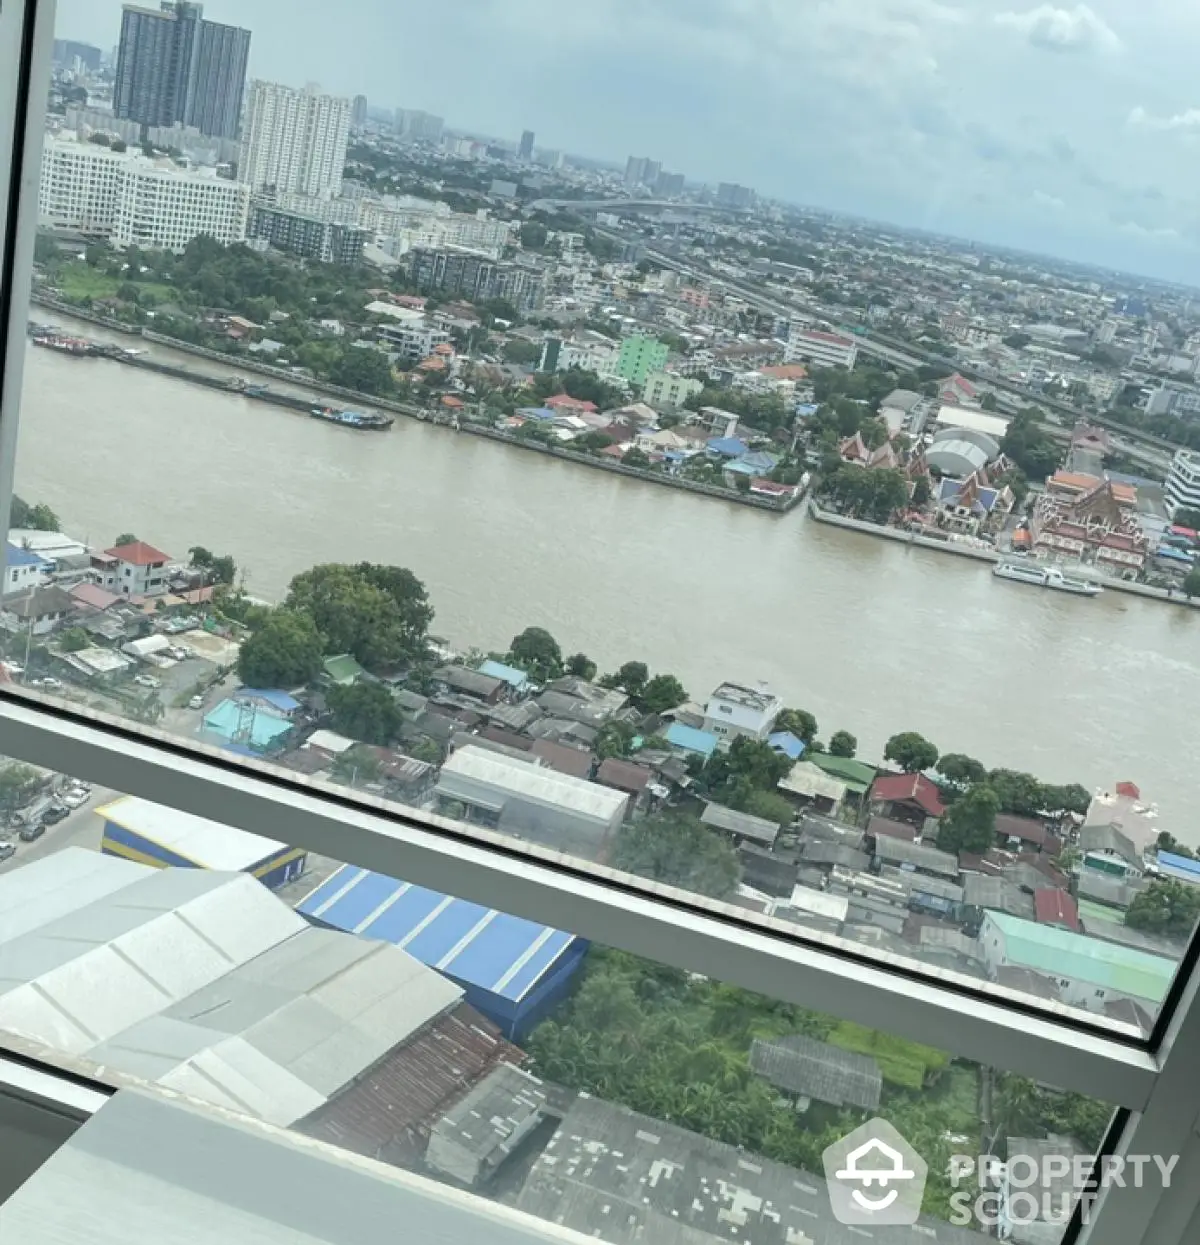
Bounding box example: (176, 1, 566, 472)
(98, 795, 289, 871)
(934, 404, 1010, 439)
(438, 746, 628, 825)
(0, 851, 462, 1126)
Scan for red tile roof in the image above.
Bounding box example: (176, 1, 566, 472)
(1116, 781, 1141, 799)
(870, 772, 945, 818)
(69, 582, 121, 611)
(596, 757, 651, 794)
(105, 540, 169, 566)
(1034, 888, 1080, 931)
(545, 394, 598, 412)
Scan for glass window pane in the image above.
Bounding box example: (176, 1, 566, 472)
(7, 0, 1200, 1037)
(0, 776, 1118, 1244)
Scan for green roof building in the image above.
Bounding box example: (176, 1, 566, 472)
(616, 335, 669, 386)
(809, 754, 877, 797)
(981, 911, 1175, 1014)
(322, 653, 365, 686)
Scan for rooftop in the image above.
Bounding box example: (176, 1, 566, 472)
(104, 539, 170, 566)
(706, 680, 780, 712)
(427, 1062, 547, 1168)
(98, 795, 289, 871)
(985, 911, 1175, 1003)
(700, 801, 781, 847)
(749, 1034, 882, 1110)
(870, 771, 946, 818)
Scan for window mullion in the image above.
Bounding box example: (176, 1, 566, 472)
(0, 694, 1161, 1107)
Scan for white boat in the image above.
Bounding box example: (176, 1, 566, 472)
(993, 561, 1102, 597)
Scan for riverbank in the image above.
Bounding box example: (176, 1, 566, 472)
(807, 498, 1200, 609)
(30, 295, 804, 514)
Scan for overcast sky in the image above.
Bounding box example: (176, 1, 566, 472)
(55, 0, 1200, 285)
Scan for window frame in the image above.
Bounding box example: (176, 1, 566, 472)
(1, 3, 1199, 1242)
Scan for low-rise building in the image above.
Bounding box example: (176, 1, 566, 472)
(104, 540, 171, 598)
(642, 371, 703, 408)
(248, 203, 367, 263)
(785, 327, 858, 370)
(435, 745, 628, 861)
(979, 911, 1173, 1016)
(1165, 448, 1200, 517)
(1030, 478, 1148, 578)
(2, 543, 50, 596)
(702, 681, 782, 747)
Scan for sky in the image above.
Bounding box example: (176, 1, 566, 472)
(55, 0, 1200, 284)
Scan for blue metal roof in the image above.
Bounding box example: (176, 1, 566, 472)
(707, 437, 748, 457)
(517, 407, 558, 422)
(234, 688, 301, 713)
(5, 543, 48, 568)
(296, 866, 578, 1003)
(665, 722, 718, 757)
(478, 659, 529, 689)
(1156, 851, 1200, 882)
(768, 730, 806, 760)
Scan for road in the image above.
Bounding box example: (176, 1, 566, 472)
(0, 787, 118, 873)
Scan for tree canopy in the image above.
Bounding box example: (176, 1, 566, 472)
(936, 784, 1000, 854)
(1126, 879, 1200, 939)
(9, 496, 59, 531)
(883, 731, 939, 773)
(507, 626, 563, 682)
(639, 673, 688, 715)
(237, 609, 323, 688)
(774, 708, 818, 747)
(612, 814, 741, 899)
(937, 753, 987, 786)
(565, 652, 597, 680)
(827, 730, 857, 758)
(1000, 410, 1061, 481)
(327, 681, 402, 745)
(285, 563, 433, 671)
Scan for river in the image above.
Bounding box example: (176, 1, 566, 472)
(14, 320, 1200, 837)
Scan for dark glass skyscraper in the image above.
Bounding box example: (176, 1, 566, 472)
(114, 2, 250, 140)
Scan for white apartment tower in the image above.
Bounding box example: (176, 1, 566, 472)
(39, 135, 250, 251)
(239, 81, 351, 198)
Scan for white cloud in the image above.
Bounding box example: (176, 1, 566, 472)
(994, 4, 1119, 52)
(1128, 105, 1200, 130)
(1032, 190, 1067, 209)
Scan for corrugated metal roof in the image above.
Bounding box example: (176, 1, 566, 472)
(297, 864, 580, 1004)
(0, 850, 464, 1128)
(97, 795, 289, 870)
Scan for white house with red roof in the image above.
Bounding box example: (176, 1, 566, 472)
(104, 540, 171, 598)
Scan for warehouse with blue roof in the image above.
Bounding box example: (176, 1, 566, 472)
(297, 865, 587, 1039)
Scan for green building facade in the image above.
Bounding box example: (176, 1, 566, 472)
(616, 335, 669, 385)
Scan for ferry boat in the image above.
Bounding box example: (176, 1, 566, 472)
(310, 406, 393, 431)
(31, 332, 95, 356)
(993, 561, 1102, 597)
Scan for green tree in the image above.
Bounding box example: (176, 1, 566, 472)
(58, 627, 90, 653)
(236, 609, 323, 688)
(704, 736, 793, 799)
(1001, 410, 1061, 480)
(774, 708, 818, 747)
(26, 503, 60, 531)
(286, 563, 433, 670)
(639, 674, 687, 715)
(328, 345, 395, 396)
(0, 763, 38, 813)
(565, 652, 597, 680)
(331, 744, 382, 786)
(189, 546, 214, 567)
(828, 730, 857, 758)
(507, 626, 563, 682)
(1157, 831, 1196, 860)
(502, 339, 541, 365)
(1172, 507, 1200, 529)
(1126, 879, 1200, 938)
(596, 719, 636, 759)
(623, 447, 651, 469)
(911, 476, 932, 507)
(114, 532, 137, 547)
(986, 768, 1045, 816)
(406, 735, 443, 764)
(327, 681, 402, 745)
(612, 814, 741, 899)
(605, 661, 649, 697)
(884, 731, 939, 772)
(936, 753, 987, 786)
(1039, 783, 1091, 816)
(740, 789, 795, 826)
(936, 784, 1000, 854)
(519, 221, 548, 250)
(1184, 567, 1200, 599)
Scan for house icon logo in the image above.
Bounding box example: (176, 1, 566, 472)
(822, 1119, 928, 1226)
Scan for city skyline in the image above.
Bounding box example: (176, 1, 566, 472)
(52, 0, 1200, 286)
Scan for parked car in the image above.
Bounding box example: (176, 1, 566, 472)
(18, 824, 44, 842)
(0, 842, 15, 861)
(134, 674, 161, 689)
(59, 788, 89, 809)
(40, 805, 68, 826)
(31, 677, 62, 690)
(188, 694, 204, 710)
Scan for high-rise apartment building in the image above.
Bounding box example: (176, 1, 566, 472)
(249, 205, 367, 264)
(240, 81, 351, 198)
(39, 134, 250, 251)
(655, 170, 685, 197)
(625, 156, 648, 187)
(409, 247, 543, 313)
(113, 2, 250, 140)
(394, 110, 445, 143)
(352, 95, 368, 129)
(52, 40, 103, 72)
(716, 181, 756, 209)
(519, 130, 535, 160)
